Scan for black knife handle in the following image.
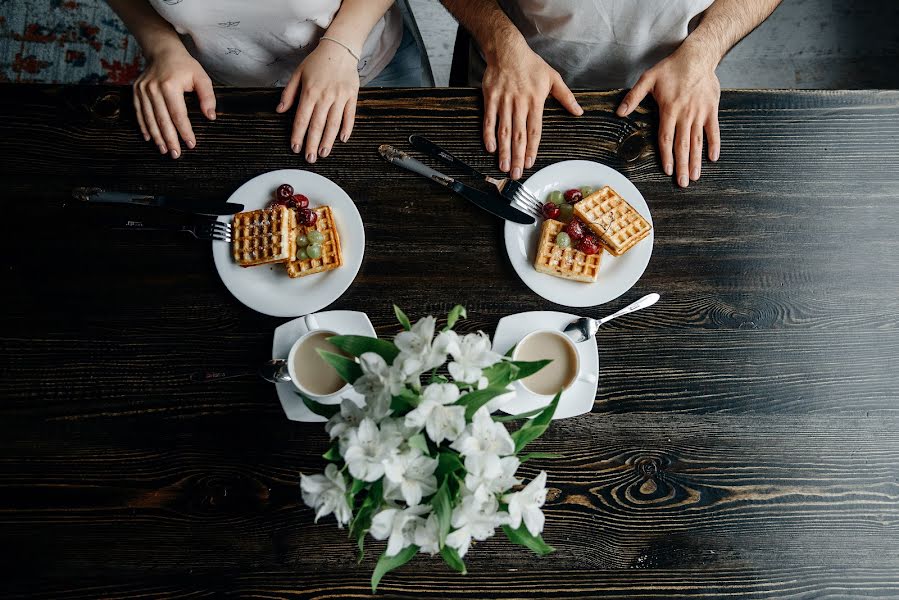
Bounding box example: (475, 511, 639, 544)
(408, 135, 487, 180)
(378, 144, 454, 187)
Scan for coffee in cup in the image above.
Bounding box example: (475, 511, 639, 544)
(512, 330, 580, 396)
(288, 329, 349, 397)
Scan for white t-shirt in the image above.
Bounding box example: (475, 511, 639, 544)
(148, 0, 403, 86)
(473, 0, 714, 88)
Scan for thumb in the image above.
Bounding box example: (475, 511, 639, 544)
(550, 71, 583, 116)
(617, 73, 653, 117)
(194, 73, 217, 120)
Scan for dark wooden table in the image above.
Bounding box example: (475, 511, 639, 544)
(1, 84, 898, 599)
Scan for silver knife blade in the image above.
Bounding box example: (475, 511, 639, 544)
(72, 187, 243, 216)
(378, 145, 535, 225)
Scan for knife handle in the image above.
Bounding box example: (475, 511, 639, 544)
(378, 144, 454, 187)
(408, 135, 486, 180)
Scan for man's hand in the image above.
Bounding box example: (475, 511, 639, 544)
(133, 45, 217, 159)
(617, 42, 721, 187)
(482, 39, 583, 180)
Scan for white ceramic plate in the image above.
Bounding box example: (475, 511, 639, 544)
(272, 310, 376, 423)
(213, 169, 365, 317)
(504, 160, 654, 307)
(492, 311, 598, 420)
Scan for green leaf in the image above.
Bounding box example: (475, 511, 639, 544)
(509, 359, 551, 381)
(371, 545, 419, 593)
(350, 478, 367, 495)
(440, 545, 467, 574)
(431, 479, 452, 546)
(297, 392, 340, 419)
(457, 386, 513, 421)
(519, 452, 562, 462)
(394, 305, 412, 331)
(390, 388, 420, 415)
(327, 335, 400, 364)
(501, 524, 555, 556)
(444, 305, 467, 331)
(491, 407, 546, 422)
(435, 451, 464, 482)
(510, 391, 561, 454)
(317, 350, 363, 384)
(349, 479, 382, 562)
(480, 361, 519, 387)
(322, 444, 342, 461)
(408, 433, 429, 454)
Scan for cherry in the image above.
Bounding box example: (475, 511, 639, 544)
(541, 202, 561, 220)
(577, 236, 600, 255)
(299, 208, 317, 227)
(276, 184, 294, 201)
(564, 189, 583, 205)
(291, 194, 309, 209)
(564, 219, 586, 241)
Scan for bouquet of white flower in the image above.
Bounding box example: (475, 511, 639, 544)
(299, 306, 560, 592)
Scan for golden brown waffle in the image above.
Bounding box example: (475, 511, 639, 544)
(232, 206, 297, 267)
(573, 186, 652, 256)
(286, 206, 343, 278)
(533, 219, 601, 283)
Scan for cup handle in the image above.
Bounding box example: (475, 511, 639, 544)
(304, 313, 319, 331)
(577, 371, 597, 385)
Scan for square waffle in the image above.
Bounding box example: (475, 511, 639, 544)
(286, 206, 343, 278)
(232, 205, 297, 267)
(534, 219, 601, 283)
(573, 186, 652, 256)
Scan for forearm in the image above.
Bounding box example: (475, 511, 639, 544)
(681, 0, 782, 68)
(441, 0, 526, 62)
(105, 0, 184, 60)
(323, 0, 395, 54)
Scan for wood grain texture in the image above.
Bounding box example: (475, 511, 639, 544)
(1, 85, 898, 597)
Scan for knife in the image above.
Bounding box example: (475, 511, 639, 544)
(71, 187, 243, 216)
(378, 145, 535, 225)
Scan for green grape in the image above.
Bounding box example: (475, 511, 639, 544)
(579, 186, 596, 197)
(296, 234, 309, 247)
(558, 203, 574, 223)
(307, 244, 322, 259)
(547, 190, 564, 205)
(308, 230, 325, 244)
(296, 247, 309, 260)
(555, 232, 572, 248)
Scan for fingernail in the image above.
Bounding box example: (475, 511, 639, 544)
(487, 141, 496, 153)
(186, 139, 195, 149)
(206, 110, 216, 120)
(158, 144, 167, 154)
(511, 167, 522, 180)
(617, 103, 628, 115)
(171, 149, 180, 159)
(143, 133, 150, 142)
(306, 153, 316, 164)
(678, 175, 689, 188)
(525, 156, 535, 169)
(500, 159, 510, 172)
(664, 163, 673, 176)
(712, 149, 720, 162)
(320, 146, 330, 158)
(575, 104, 584, 116)
(691, 167, 700, 180)
(276, 102, 284, 112)
(291, 144, 300, 154)
(340, 133, 348, 143)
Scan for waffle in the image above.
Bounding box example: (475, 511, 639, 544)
(286, 206, 343, 278)
(232, 206, 297, 267)
(534, 219, 601, 283)
(573, 186, 652, 256)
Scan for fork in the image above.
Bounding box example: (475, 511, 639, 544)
(115, 219, 233, 242)
(408, 135, 543, 217)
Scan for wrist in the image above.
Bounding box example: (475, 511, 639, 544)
(675, 37, 721, 72)
(143, 36, 189, 63)
(480, 25, 529, 66)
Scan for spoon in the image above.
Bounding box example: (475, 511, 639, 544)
(562, 293, 660, 343)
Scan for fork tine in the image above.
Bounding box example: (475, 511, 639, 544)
(513, 189, 542, 213)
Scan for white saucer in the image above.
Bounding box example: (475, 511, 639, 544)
(213, 169, 365, 317)
(503, 160, 654, 307)
(492, 311, 598, 420)
(272, 310, 375, 422)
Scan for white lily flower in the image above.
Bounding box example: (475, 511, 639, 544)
(445, 486, 508, 558)
(503, 470, 548, 536)
(342, 418, 402, 482)
(325, 398, 366, 442)
(464, 453, 521, 495)
(450, 406, 515, 459)
(352, 352, 405, 418)
(382, 449, 438, 507)
(299, 463, 352, 528)
(369, 504, 430, 557)
(395, 318, 459, 383)
(448, 332, 501, 384)
(414, 513, 440, 555)
(404, 383, 466, 444)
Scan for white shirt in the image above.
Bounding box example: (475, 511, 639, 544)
(148, 0, 403, 86)
(473, 0, 714, 88)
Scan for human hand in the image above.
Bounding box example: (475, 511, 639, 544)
(617, 42, 721, 188)
(276, 41, 360, 163)
(482, 39, 583, 180)
(133, 44, 216, 159)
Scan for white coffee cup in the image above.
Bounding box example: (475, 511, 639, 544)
(512, 329, 597, 396)
(284, 314, 351, 399)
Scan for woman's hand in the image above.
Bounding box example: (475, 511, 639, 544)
(133, 44, 217, 159)
(276, 41, 360, 163)
(617, 42, 721, 187)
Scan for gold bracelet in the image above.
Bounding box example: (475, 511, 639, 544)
(319, 36, 361, 62)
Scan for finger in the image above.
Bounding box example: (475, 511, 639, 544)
(689, 120, 704, 181)
(133, 84, 150, 141)
(318, 98, 345, 158)
(617, 73, 653, 117)
(706, 110, 720, 162)
(675, 118, 691, 188)
(497, 98, 513, 173)
(549, 72, 582, 116)
(510, 100, 528, 180)
(138, 89, 166, 154)
(482, 92, 499, 154)
(278, 68, 301, 114)
(658, 111, 676, 177)
(148, 85, 182, 158)
(339, 95, 356, 143)
(162, 84, 196, 150)
(524, 99, 544, 170)
(194, 74, 217, 121)
(290, 91, 316, 155)
(304, 98, 333, 163)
